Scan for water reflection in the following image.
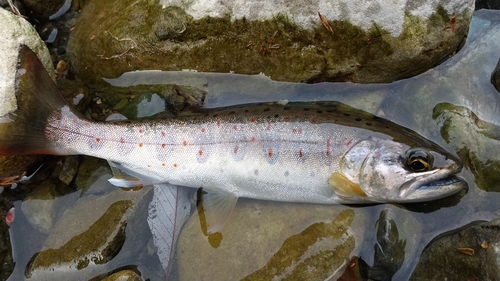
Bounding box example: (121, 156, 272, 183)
(2, 9, 500, 281)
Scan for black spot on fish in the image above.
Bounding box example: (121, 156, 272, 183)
(343, 113, 350, 117)
(303, 108, 310, 111)
(213, 114, 218, 117)
(263, 108, 271, 112)
(229, 111, 236, 115)
(317, 110, 323, 114)
(283, 107, 290, 110)
(274, 114, 279, 118)
(355, 118, 362, 121)
(366, 122, 372, 126)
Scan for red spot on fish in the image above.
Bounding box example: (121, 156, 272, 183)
(5, 207, 14, 224)
(85, 122, 90, 126)
(251, 118, 256, 123)
(120, 138, 125, 144)
(139, 129, 143, 133)
(72, 119, 77, 123)
(334, 119, 338, 124)
(183, 140, 187, 146)
(251, 137, 256, 142)
(147, 164, 151, 168)
(268, 149, 273, 158)
(95, 138, 100, 142)
(198, 149, 203, 155)
(233, 125, 238, 131)
(266, 124, 271, 130)
(311, 117, 317, 123)
(298, 150, 303, 158)
(161, 144, 166, 148)
(180, 123, 185, 127)
(139, 143, 143, 147)
(173, 163, 178, 168)
(326, 116, 331, 121)
(161, 131, 166, 137)
(298, 128, 303, 134)
(233, 146, 239, 154)
(346, 124, 351, 128)
(295, 114, 299, 119)
(201, 128, 206, 133)
(284, 117, 290, 122)
(346, 140, 352, 146)
(217, 121, 221, 127)
(162, 163, 165, 166)
(45, 131, 51, 136)
(326, 138, 331, 156)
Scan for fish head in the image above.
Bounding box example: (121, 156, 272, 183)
(332, 139, 466, 203)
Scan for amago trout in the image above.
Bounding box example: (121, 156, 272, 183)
(0, 46, 465, 232)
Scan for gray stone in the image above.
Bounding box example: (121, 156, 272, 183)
(410, 219, 500, 281)
(67, 0, 473, 92)
(177, 200, 369, 281)
(0, 7, 55, 117)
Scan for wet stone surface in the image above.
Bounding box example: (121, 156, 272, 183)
(177, 200, 369, 281)
(67, 0, 472, 89)
(410, 219, 500, 281)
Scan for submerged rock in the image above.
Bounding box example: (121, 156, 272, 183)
(432, 103, 500, 192)
(410, 219, 500, 281)
(68, 0, 472, 89)
(25, 186, 155, 280)
(21, 178, 74, 234)
(177, 200, 369, 280)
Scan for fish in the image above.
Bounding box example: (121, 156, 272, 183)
(0, 45, 465, 232)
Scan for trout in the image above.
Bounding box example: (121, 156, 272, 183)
(0, 46, 465, 232)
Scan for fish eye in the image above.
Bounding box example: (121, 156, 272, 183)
(403, 148, 434, 172)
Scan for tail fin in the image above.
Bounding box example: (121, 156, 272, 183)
(0, 45, 81, 155)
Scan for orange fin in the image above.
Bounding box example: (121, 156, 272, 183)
(329, 172, 367, 198)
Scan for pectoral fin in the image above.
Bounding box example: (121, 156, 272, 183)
(107, 161, 156, 187)
(198, 188, 238, 234)
(329, 172, 367, 198)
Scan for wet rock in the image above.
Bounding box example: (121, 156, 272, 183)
(20, 178, 74, 234)
(74, 156, 112, 194)
(432, 103, 500, 192)
(364, 205, 423, 281)
(0, 7, 55, 117)
(25, 186, 154, 280)
(57, 156, 79, 185)
(492, 57, 500, 92)
(57, 78, 92, 113)
(0, 155, 43, 186)
(68, 0, 472, 91)
(410, 219, 500, 281)
(106, 84, 206, 119)
(100, 269, 143, 281)
(18, 0, 69, 20)
(177, 200, 369, 280)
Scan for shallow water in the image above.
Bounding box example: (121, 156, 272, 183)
(2, 9, 500, 281)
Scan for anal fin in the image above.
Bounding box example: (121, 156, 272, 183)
(198, 188, 238, 234)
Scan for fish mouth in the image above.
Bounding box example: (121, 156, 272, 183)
(399, 164, 467, 202)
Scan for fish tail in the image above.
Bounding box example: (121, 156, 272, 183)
(0, 45, 82, 155)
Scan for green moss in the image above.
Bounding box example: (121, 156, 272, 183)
(242, 209, 355, 280)
(26, 200, 132, 277)
(68, 0, 472, 89)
